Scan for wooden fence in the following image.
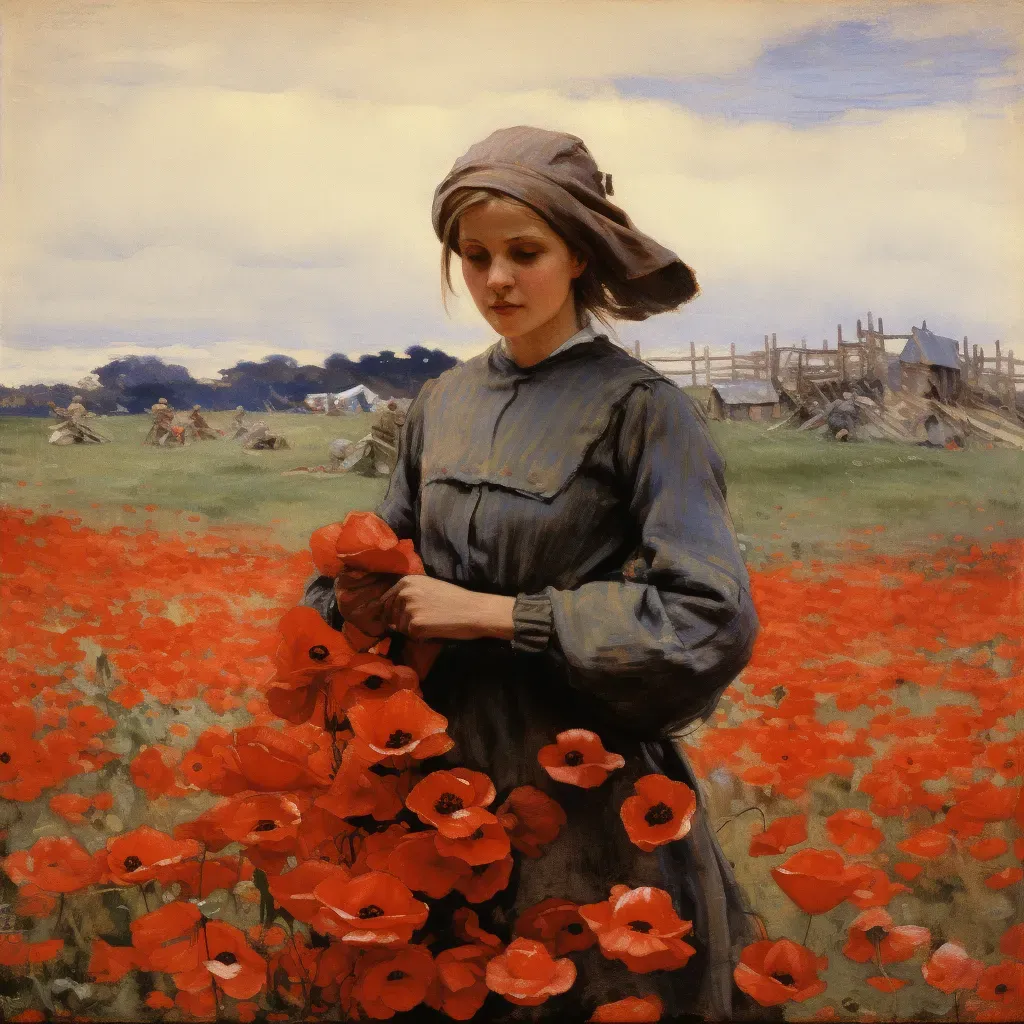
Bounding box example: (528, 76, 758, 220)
(635, 312, 1020, 407)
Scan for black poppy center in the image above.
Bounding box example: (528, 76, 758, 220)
(385, 730, 413, 749)
(865, 926, 888, 945)
(644, 802, 674, 826)
(1004, 760, 1015, 770)
(566, 923, 584, 935)
(471, 864, 490, 876)
(0, 752, 10, 764)
(123, 855, 143, 872)
(780, 755, 789, 761)
(995, 984, 1009, 995)
(628, 920, 653, 933)
(564, 750, 585, 766)
(434, 792, 464, 815)
(214, 951, 238, 966)
(254, 819, 277, 832)
(772, 972, 796, 987)
(308, 644, 330, 661)
(386, 970, 407, 981)
(359, 904, 385, 919)
(192, 762, 203, 772)
(363, 676, 384, 690)
(469, 827, 486, 840)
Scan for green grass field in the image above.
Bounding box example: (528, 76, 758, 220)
(2, 411, 1021, 558)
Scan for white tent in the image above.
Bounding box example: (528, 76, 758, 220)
(304, 384, 379, 413)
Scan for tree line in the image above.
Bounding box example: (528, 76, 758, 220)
(0, 347, 459, 416)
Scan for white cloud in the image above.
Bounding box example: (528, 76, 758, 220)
(1, 0, 1022, 384)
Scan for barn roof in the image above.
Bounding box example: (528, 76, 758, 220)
(711, 381, 779, 405)
(900, 327, 961, 370)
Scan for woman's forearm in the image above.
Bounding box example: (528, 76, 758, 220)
(475, 594, 516, 641)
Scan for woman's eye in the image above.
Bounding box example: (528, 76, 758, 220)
(512, 250, 540, 263)
(464, 252, 489, 265)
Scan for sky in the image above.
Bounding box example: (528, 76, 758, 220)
(1, 0, 1022, 386)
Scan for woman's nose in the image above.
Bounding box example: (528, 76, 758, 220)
(487, 257, 515, 291)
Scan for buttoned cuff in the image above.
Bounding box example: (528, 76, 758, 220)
(511, 591, 554, 653)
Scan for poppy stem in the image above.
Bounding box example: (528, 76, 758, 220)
(802, 914, 812, 947)
(201, 916, 222, 1019)
(953, 991, 960, 1023)
(56, 893, 65, 930)
(138, 883, 151, 914)
(716, 805, 767, 834)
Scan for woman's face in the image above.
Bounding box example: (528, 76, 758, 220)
(457, 198, 585, 341)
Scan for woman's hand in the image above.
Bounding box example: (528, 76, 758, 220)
(381, 576, 515, 642)
(334, 569, 397, 637)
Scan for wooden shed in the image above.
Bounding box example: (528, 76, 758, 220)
(709, 381, 784, 422)
(899, 325, 963, 403)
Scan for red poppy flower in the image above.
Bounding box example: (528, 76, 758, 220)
(893, 861, 923, 882)
(843, 909, 930, 964)
(316, 748, 406, 825)
(748, 814, 807, 857)
(48, 793, 92, 824)
(405, 768, 497, 838)
(0, 935, 64, 967)
(771, 849, 871, 914)
(220, 726, 331, 792)
(376, 830, 467, 900)
(620, 775, 696, 852)
(353, 945, 436, 1018)
(130, 901, 204, 974)
(274, 607, 355, 686)
(167, 856, 251, 900)
(485, 937, 576, 1006)
(435, 820, 511, 866)
(866, 976, 907, 992)
(922, 942, 984, 993)
(313, 870, 429, 946)
(426, 944, 491, 1021)
(496, 785, 566, 858)
(825, 809, 883, 854)
(843, 867, 911, 910)
(88, 939, 144, 983)
(267, 859, 351, 931)
(452, 908, 503, 952)
(579, 885, 695, 973)
(347, 689, 453, 764)
(218, 793, 303, 847)
(4, 836, 101, 893)
(105, 826, 201, 886)
(956, 782, 1019, 822)
(588, 994, 664, 1022)
(977, 960, 1024, 1002)
(1001, 924, 1024, 961)
(515, 898, 597, 956)
(970, 838, 1010, 861)
(733, 938, 828, 1006)
(453, 854, 515, 904)
(537, 729, 625, 788)
(176, 921, 266, 1000)
(986, 867, 1024, 890)
(310, 513, 425, 578)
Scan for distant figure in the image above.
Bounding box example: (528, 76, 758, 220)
(231, 406, 248, 439)
(825, 393, 859, 441)
(240, 420, 290, 450)
(144, 397, 182, 446)
(47, 398, 108, 444)
(326, 402, 406, 476)
(186, 404, 218, 441)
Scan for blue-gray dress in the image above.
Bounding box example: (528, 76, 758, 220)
(305, 335, 762, 1021)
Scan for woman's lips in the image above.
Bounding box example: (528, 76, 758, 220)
(491, 304, 521, 315)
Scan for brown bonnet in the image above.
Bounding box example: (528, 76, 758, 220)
(431, 125, 698, 319)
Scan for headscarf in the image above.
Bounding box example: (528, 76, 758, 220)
(432, 126, 697, 317)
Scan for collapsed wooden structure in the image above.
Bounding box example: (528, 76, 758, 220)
(638, 312, 1024, 449)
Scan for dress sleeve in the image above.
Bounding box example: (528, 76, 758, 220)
(302, 382, 432, 626)
(513, 381, 759, 737)
(375, 381, 431, 542)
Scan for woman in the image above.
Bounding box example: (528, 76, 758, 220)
(305, 126, 761, 1021)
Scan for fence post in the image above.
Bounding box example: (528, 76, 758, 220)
(690, 341, 697, 387)
(995, 340, 1001, 376)
(730, 343, 737, 380)
(972, 344, 978, 384)
(704, 346, 711, 386)
(840, 345, 846, 382)
(962, 337, 968, 370)
(633, 340, 642, 360)
(796, 351, 803, 393)
(837, 323, 843, 345)
(763, 335, 771, 381)
(1008, 351, 1016, 413)
(878, 317, 884, 337)
(867, 311, 874, 332)
(856, 318, 863, 341)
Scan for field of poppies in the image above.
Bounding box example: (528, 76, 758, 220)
(0, 494, 1021, 1022)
